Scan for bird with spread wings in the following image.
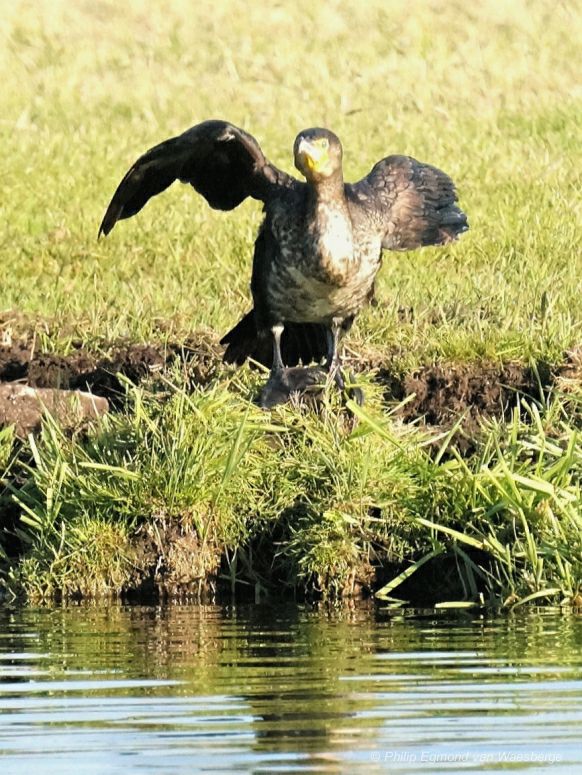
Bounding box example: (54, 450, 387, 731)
(100, 120, 468, 407)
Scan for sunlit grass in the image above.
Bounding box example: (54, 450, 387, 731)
(1, 0, 580, 362)
(3, 373, 581, 605)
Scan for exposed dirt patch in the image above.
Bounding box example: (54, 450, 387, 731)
(127, 522, 221, 600)
(1, 328, 579, 438)
(0, 384, 109, 436)
(556, 346, 582, 394)
(380, 359, 551, 422)
(0, 334, 221, 405)
(374, 359, 557, 452)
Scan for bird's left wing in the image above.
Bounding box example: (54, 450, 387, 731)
(346, 155, 468, 251)
(99, 120, 297, 236)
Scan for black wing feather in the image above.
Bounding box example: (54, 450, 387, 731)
(99, 120, 297, 237)
(348, 155, 468, 251)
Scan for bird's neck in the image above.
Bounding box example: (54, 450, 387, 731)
(307, 175, 357, 280)
(309, 173, 346, 207)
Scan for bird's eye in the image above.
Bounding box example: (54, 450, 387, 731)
(320, 138, 329, 149)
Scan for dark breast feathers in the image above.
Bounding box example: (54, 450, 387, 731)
(257, 197, 381, 327)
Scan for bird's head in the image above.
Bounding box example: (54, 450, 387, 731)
(293, 128, 342, 182)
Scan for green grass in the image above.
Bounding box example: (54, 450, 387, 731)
(3, 375, 581, 605)
(1, 1, 581, 604)
(2, 0, 581, 362)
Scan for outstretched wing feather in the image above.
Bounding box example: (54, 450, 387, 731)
(348, 155, 468, 251)
(99, 120, 296, 236)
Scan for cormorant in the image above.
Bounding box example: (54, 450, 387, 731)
(99, 120, 468, 407)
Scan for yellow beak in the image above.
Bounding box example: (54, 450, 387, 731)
(297, 138, 329, 173)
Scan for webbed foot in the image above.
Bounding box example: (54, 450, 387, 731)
(259, 365, 327, 409)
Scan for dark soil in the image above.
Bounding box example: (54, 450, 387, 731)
(0, 335, 221, 406)
(0, 336, 576, 434)
(376, 359, 555, 452)
(127, 522, 221, 601)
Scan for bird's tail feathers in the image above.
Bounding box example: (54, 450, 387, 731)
(220, 311, 329, 368)
(220, 310, 265, 366)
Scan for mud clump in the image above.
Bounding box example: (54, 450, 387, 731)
(0, 384, 109, 437)
(376, 359, 557, 452)
(0, 335, 221, 405)
(556, 346, 582, 394)
(128, 522, 221, 600)
(394, 361, 549, 425)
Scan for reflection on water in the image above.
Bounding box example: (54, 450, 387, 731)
(0, 603, 581, 773)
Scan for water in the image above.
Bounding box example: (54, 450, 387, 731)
(0, 604, 581, 774)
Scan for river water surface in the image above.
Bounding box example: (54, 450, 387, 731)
(0, 604, 581, 773)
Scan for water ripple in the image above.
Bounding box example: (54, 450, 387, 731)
(0, 605, 580, 774)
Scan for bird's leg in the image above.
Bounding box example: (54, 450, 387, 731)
(271, 323, 285, 374)
(326, 317, 345, 388)
(259, 324, 326, 409)
(325, 316, 364, 406)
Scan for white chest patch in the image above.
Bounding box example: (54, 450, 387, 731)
(316, 209, 353, 263)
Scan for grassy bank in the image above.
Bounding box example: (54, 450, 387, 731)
(1, 1, 581, 604)
(1, 368, 581, 606)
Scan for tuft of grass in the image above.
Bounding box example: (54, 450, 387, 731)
(4, 378, 285, 597)
(0, 377, 419, 596)
(0, 427, 15, 475)
(374, 394, 582, 607)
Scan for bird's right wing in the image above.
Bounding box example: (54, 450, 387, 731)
(99, 120, 298, 236)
